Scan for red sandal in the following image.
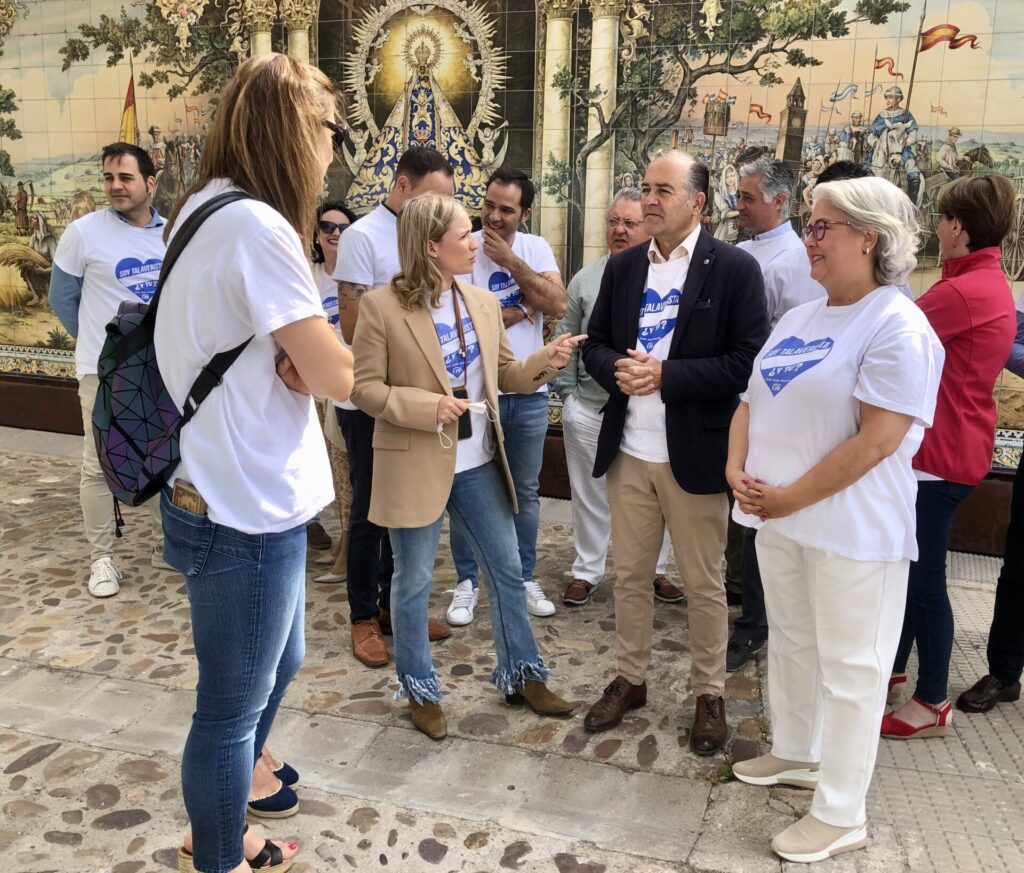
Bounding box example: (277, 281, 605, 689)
(886, 672, 907, 705)
(880, 695, 952, 739)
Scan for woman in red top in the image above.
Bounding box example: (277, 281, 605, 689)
(882, 174, 1017, 739)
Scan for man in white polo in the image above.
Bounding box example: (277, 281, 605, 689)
(334, 146, 455, 668)
(49, 142, 169, 598)
(447, 168, 567, 624)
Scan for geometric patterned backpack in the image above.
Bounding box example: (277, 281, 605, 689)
(92, 191, 252, 510)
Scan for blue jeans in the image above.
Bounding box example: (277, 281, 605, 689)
(451, 392, 549, 588)
(893, 479, 974, 704)
(161, 492, 306, 873)
(390, 460, 549, 702)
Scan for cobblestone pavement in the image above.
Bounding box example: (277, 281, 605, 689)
(1, 428, 1023, 872)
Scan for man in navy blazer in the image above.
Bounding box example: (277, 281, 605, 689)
(580, 149, 769, 755)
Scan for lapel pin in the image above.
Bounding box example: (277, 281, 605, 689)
(703, 258, 709, 264)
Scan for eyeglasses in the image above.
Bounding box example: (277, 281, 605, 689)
(607, 218, 644, 230)
(801, 218, 857, 241)
(318, 220, 349, 235)
(929, 212, 948, 231)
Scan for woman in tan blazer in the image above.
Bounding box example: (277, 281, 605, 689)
(351, 193, 584, 739)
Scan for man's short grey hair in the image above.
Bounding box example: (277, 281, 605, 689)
(647, 148, 710, 200)
(608, 187, 643, 215)
(739, 158, 794, 216)
(811, 177, 919, 286)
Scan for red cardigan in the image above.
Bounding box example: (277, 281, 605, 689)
(914, 247, 1015, 485)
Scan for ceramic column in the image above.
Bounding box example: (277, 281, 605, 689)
(245, 0, 277, 56)
(281, 0, 317, 63)
(581, 0, 622, 266)
(538, 0, 579, 272)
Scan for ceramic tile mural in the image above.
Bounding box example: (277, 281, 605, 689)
(1, 0, 1023, 463)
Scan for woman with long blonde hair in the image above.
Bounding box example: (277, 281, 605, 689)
(154, 54, 353, 873)
(351, 192, 584, 739)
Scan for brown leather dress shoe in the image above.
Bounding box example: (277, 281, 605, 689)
(306, 521, 332, 551)
(584, 676, 647, 732)
(690, 693, 727, 756)
(409, 700, 447, 740)
(377, 609, 451, 642)
(653, 575, 686, 603)
(506, 680, 575, 716)
(351, 619, 388, 668)
(563, 579, 595, 606)
(956, 674, 1022, 713)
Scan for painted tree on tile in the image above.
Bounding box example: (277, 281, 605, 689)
(547, 0, 910, 198)
(59, 5, 238, 101)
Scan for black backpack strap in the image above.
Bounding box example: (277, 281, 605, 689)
(180, 337, 253, 425)
(148, 190, 252, 320)
(154, 190, 256, 425)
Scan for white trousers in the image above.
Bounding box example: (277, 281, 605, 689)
(562, 394, 670, 584)
(79, 374, 162, 561)
(756, 525, 908, 827)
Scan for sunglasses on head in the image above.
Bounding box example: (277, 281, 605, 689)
(318, 220, 349, 235)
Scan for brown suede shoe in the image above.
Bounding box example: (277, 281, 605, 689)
(506, 680, 575, 716)
(409, 700, 447, 740)
(377, 609, 451, 642)
(584, 676, 647, 732)
(306, 521, 332, 551)
(653, 575, 686, 603)
(351, 619, 388, 668)
(690, 693, 727, 756)
(562, 579, 595, 606)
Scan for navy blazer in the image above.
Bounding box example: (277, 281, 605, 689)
(581, 228, 769, 494)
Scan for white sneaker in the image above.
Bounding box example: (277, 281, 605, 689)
(524, 579, 555, 617)
(732, 753, 819, 789)
(447, 579, 478, 626)
(151, 548, 174, 571)
(88, 557, 121, 597)
(771, 813, 868, 863)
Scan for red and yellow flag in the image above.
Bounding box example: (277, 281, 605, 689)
(874, 57, 904, 79)
(920, 24, 980, 52)
(748, 104, 772, 123)
(118, 74, 138, 145)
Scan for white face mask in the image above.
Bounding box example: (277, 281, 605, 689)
(436, 399, 499, 449)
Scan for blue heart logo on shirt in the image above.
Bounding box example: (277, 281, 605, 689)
(114, 257, 162, 303)
(636, 287, 681, 352)
(434, 317, 481, 379)
(489, 270, 521, 308)
(321, 295, 340, 326)
(760, 336, 834, 396)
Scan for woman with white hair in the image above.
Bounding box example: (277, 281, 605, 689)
(725, 177, 944, 863)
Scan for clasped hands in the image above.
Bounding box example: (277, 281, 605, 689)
(726, 467, 797, 522)
(614, 348, 661, 396)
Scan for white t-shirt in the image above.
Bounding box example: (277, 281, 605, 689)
(429, 289, 495, 473)
(52, 208, 167, 378)
(733, 285, 944, 562)
(737, 224, 825, 327)
(314, 262, 356, 411)
(621, 225, 701, 463)
(154, 180, 333, 534)
(457, 231, 559, 393)
(332, 203, 400, 289)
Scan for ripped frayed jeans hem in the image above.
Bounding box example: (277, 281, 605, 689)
(394, 670, 443, 704)
(490, 657, 550, 695)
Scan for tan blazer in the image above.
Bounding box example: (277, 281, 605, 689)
(351, 281, 558, 529)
